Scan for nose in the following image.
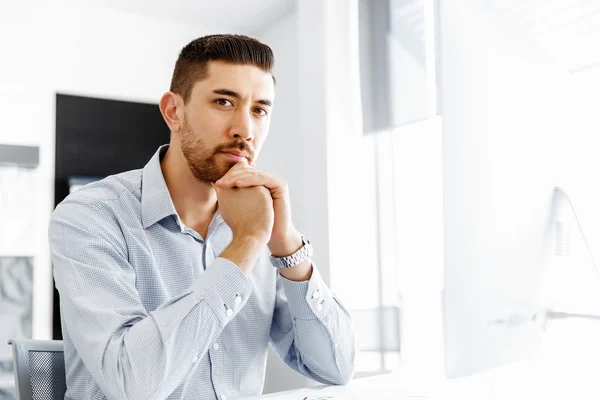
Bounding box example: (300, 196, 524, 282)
(230, 109, 254, 142)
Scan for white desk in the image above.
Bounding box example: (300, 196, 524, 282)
(245, 372, 428, 400)
(246, 359, 600, 400)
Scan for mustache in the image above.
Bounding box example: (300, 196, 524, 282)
(215, 141, 254, 159)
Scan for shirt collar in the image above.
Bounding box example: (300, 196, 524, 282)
(141, 145, 179, 229)
(141, 145, 224, 231)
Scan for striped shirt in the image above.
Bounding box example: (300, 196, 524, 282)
(49, 145, 356, 400)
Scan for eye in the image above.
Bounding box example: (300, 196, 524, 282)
(215, 99, 233, 107)
(253, 107, 268, 116)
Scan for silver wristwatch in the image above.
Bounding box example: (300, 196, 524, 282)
(270, 236, 313, 269)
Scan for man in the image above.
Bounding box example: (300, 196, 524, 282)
(49, 34, 356, 400)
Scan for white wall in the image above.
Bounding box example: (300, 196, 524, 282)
(0, 0, 235, 339)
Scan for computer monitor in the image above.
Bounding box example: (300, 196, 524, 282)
(438, 0, 599, 380)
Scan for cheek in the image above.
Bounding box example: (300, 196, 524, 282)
(197, 110, 221, 132)
(195, 111, 229, 143)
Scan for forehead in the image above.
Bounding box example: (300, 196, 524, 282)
(192, 60, 275, 101)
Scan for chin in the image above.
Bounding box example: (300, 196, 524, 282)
(218, 159, 237, 172)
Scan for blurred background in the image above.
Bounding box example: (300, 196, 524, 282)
(1, 0, 600, 398)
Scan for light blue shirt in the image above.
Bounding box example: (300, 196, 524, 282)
(49, 145, 356, 400)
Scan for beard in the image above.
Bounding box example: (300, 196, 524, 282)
(179, 116, 254, 183)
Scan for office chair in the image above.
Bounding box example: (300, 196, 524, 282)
(7, 339, 66, 400)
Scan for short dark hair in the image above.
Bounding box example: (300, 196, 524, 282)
(170, 34, 275, 103)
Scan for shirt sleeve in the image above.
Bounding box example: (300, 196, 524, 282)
(49, 198, 253, 400)
(268, 265, 357, 385)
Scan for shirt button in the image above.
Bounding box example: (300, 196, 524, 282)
(317, 303, 324, 311)
(312, 290, 321, 300)
(213, 342, 220, 351)
(235, 295, 242, 305)
(225, 308, 234, 317)
(192, 355, 199, 364)
(221, 395, 227, 400)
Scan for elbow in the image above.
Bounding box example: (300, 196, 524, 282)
(324, 364, 354, 386)
(331, 343, 357, 385)
(97, 343, 162, 400)
(334, 366, 355, 385)
(98, 364, 158, 400)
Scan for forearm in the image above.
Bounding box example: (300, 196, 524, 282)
(92, 295, 223, 399)
(274, 268, 357, 385)
(292, 305, 357, 384)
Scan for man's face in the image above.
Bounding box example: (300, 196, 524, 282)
(178, 60, 274, 183)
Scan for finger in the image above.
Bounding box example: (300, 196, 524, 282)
(211, 182, 223, 195)
(230, 158, 251, 170)
(216, 160, 253, 182)
(230, 176, 266, 188)
(216, 168, 260, 187)
(234, 172, 282, 191)
(216, 171, 261, 188)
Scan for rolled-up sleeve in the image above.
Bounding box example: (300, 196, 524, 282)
(49, 199, 252, 400)
(268, 265, 357, 385)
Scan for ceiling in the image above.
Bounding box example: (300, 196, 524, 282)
(72, 0, 295, 34)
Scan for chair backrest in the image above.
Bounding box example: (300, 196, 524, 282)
(7, 339, 66, 400)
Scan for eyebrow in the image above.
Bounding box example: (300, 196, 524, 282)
(212, 88, 272, 107)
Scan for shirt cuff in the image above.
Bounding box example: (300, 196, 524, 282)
(190, 257, 253, 327)
(280, 263, 332, 320)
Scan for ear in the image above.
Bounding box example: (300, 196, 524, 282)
(159, 92, 185, 133)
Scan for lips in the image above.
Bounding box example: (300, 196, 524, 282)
(219, 151, 249, 162)
(221, 150, 247, 158)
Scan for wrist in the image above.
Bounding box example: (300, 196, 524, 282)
(222, 235, 266, 275)
(232, 229, 270, 247)
(231, 234, 266, 248)
(268, 230, 303, 257)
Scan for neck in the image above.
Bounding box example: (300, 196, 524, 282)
(160, 141, 217, 238)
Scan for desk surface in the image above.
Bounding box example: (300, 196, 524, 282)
(247, 353, 600, 400)
(245, 372, 423, 400)
(251, 358, 600, 400)
(246, 360, 600, 400)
